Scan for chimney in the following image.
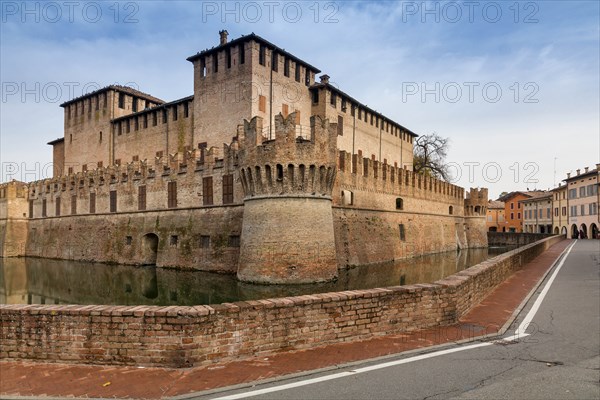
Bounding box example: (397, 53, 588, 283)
(567, 172, 571, 179)
(596, 163, 600, 170)
(320, 74, 330, 84)
(576, 169, 581, 175)
(219, 30, 228, 46)
(585, 167, 589, 173)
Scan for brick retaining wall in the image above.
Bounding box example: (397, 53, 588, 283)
(0, 236, 564, 367)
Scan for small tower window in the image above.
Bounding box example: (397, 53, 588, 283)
(396, 198, 404, 210)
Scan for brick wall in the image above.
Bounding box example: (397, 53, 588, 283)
(0, 235, 564, 367)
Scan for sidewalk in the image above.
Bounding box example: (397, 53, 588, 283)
(0, 240, 571, 399)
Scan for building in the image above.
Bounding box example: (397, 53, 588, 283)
(551, 184, 568, 235)
(486, 200, 506, 232)
(497, 191, 545, 233)
(0, 32, 488, 284)
(564, 165, 599, 239)
(520, 192, 552, 233)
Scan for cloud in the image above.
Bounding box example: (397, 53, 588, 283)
(1, 1, 598, 199)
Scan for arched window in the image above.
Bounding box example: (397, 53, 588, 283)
(396, 198, 404, 210)
(449, 206, 454, 215)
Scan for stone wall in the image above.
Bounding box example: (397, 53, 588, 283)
(488, 232, 556, 246)
(0, 236, 564, 368)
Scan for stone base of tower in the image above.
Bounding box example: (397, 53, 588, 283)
(237, 196, 338, 284)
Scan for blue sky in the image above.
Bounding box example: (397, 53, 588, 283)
(1, 0, 598, 199)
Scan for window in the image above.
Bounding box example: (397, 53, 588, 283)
(571, 205, 577, 216)
(110, 190, 117, 213)
(42, 199, 47, 217)
(95, 96, 99, 110)
(337, 116, 344, 136)
(226, 47, 231, 68)
(71, 195, 77, 215)
(305, 69, 310, 86)
(547, 208, 551, 218)
(581, 204, 585, 216)
(170, 235, 178, 246)
(590, 203, 598, 215)
(554, 208, 558, 217)
(259, 95, 266, 112)
(510, 203, 514, 209)
(118, 93, 125, 109)
(152, 111, 158, 126)
(163, 109, 168, 124)
(89, 193, 96, 214)
(29, 200, 34, 218)
(295, 63, 301, 82)
(518, 203, 521, 209)
(399, 224, 406, 241)
(510, 212, 514, 220)
(173, 106, 178, 121)
(213, 53, 218, 73)
(562, 206, 566, 216)
(341, 99, 347, 112)
(200, 235, 210, 248)
(580, 187, 586, 197)
(449, 206, 454, 215)
(239, 43, 245, 64)
(259, 44, 266, 66)
(271, 51, 278, 72)
(132, 97, 137, 112)
(569, 188, 577, 199)
(517, 212, 521, 219)
(184, 102, 189, 118)
(134, 117, 139, 131)
(222, 174, 234, 204)
(396, 198, 404, 210)
(330, 91, 337, 107)
(168, 181, 177, 208)
(229, 235, 240, 247)
(55, 197, 61, 216)
(203, 177, 213, 205)
(284, 58, 289, 77)
(126, 236, 132, 245)
(138, 185, 146, 211)
(99, 131, 103, 142)
(143, 114, 148, 128)
(126, 119, 130, 133)
(312, 90, 319, 104)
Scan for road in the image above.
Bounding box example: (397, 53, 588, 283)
(197, 240, 600, 400)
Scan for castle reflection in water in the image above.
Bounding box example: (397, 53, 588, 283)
(0, 247, 513, 307)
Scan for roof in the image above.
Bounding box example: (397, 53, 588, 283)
(47, 138, 64, 145)
(497, 190, 546, 202)
(111, 95, 194, 123)
(310, 82, 419, 138)
(488, 200, 505, 209)
(519, 191, 552, 203)
(563, 167, 599, 182)
(60, 85, 165, 107)
(186, 33, 321, 74)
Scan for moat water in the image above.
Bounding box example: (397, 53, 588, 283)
(0, 247, 514, 306)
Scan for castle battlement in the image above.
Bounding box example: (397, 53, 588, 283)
(464, 188, 489, 216)
(237, 113, 337, 199)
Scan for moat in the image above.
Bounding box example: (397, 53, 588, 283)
(0, 247, 514, 306)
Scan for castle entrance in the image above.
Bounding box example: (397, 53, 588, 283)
(142, 233, 159, 265)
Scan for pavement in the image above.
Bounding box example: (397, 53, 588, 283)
(0, 239, 583, 399)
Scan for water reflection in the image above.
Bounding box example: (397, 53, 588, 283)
(0, 247, 513, 306)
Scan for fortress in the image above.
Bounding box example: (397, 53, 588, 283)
(0, 31, 488, 284)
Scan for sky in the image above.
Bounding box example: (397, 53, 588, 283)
(1, 0, 599, 199)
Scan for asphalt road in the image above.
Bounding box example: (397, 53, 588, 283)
(199, 240, 600, 400)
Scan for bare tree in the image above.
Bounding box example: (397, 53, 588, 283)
(413, 133, 451, 181)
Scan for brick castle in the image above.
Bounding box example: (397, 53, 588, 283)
(0, 31, 488, 283)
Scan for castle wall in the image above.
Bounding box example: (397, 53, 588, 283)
(332, 152, 468, 266)
(112, 98, 194, 165)
(314, 87, 415, 169)
(192, 41, 253, 149)
(0, 182, 29, 257)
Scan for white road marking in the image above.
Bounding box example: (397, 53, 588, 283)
(514, 240, 576, 337)
(211, 241, 576, 400)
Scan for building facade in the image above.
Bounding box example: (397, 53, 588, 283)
(497, 191, 544, 233)
(564, 165, 599, 239)
(1, 32, 488, 283)
(551, 184, 568, 235)
(486, 200, 506, 232)
(521, 192, 552, 234)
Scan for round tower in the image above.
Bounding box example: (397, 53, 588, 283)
(236, 113, 338, 284)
